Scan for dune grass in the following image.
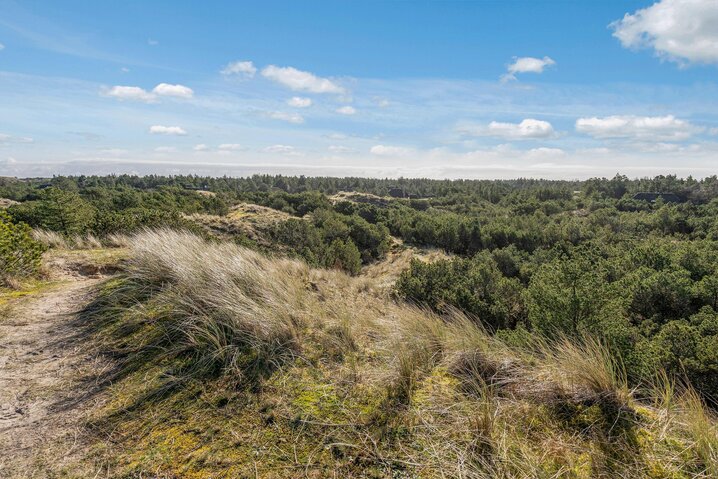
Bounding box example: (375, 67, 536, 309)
(32, 228, 131, 250)
(81, 229, 718, 478)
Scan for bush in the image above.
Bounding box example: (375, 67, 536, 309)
(269, 211, 389, 274)
(92, 208, 197, 235)
(327, 238, 362, 275)
(9, 187, 95, 235)
(395, 254, 525, 331)
(525, 254, 609, 336)
(0, 210, 45, 281)
(642, 309, 718, 401)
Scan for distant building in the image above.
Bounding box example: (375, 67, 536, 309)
(632, 192, 682, 203)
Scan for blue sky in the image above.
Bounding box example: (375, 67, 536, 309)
(1, 0, 717, 179)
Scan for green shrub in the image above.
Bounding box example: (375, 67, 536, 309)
(9, 187, 96, 235)
(0, 210, 45, 281)
(395, 254, 525, 331)
(92, 208, 197, 235)
(327, 238, 362, 275)
(269, 211, 389, 274)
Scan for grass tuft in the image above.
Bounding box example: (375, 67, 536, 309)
(76, 229, 718, 478)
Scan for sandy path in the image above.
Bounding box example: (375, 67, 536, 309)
(0, 278, 107, 478)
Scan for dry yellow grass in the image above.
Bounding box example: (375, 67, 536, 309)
(328, 190, 394, 207)
(0, 198, 19, 208)
(32, 228, 130, 250)
(360, 238, 450, 291)
(187, 202, 294, 245)
(81, 229, 718, 478)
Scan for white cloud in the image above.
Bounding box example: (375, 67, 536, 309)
(152, 83, 194, 99)
(266, 111, 304, 124)
(104, 83, 194, 102)
(105, 85, 156, 103)
(324, 133, 348, 140)
(287, 96, 312, 108)
(488, 119, 555, 139)
(526, 147, 565, 159)
(154, 146, 176, 153)
(462, 119, 555, 139)
(0, 43, 5, 51)
(502, 56, 556, 82)
(375, 98, 390, 108)
(710, 127, 718, 136)
(148, 39, 159, 46)
(264, 144, 302, 156)
(0, 133, 34, 145)
(370, 145, 412, 156)
(611, 0, 718, 65)
(193, 144, 209, 151)
(261, 65, 345, 94)
(635, 142, 682, 153)
(328, 145, 354, 153)
(218, 143, 242, 151)
(99, 148, 127, 156)
(575, 115, 703, 141)
(221, 60, 257, 78)
(336, 106, 356, 115)
(120, 67, 130, 73)
(149, 125, 187, 136)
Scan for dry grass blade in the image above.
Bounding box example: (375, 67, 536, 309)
(117, 228, 308, 382)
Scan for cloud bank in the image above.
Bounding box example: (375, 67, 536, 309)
(611, 0, 718, 65)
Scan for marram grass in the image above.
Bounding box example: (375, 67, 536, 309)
(82, 229, 718, 478)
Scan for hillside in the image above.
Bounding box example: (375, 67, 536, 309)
(2, 175, 718, 477)
(1, 230, 715, 478)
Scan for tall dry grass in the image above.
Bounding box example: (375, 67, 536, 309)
(31, 229, 68, 248)
(676, 388, 718, 476)
(116, 228, 309, 382)
(87, 229, 718, 477)
(32, 228, 128, 250)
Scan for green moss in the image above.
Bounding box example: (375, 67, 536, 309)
(0, 279, 64, 309)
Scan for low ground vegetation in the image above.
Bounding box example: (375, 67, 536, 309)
(78, 230, 717, 477)
(0, 210, 45, 285)
(3, 174, 718, 475)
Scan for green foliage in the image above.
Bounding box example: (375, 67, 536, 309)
(10, 187, 96, 235)
(639, 308, 718, 397)
(7, 184, 224, 238)
(92, 208, 196, 235)
(269, 209, 389, 274)
(271, 219, 326, 266)
(397, 236, 718, 401)
(241, 190, 332, 216)
(396, 253, 524, 331)
(327, 238, 362, 275)
(0, 210, 45, 280)
(6, 173, 718, 401)
(526, 253, 609, 335)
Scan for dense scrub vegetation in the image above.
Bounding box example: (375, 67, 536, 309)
(5, 183, 221, 237)
(0, 210, 45, 284)
(3, 173, 718, 403)
(79, 230, 717, 477)
(269, 208, 390, 275)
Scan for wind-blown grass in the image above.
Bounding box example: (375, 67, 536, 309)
(101, 228, 308, 383)
(83, 229, 718, 478)
(32, 228, 129, 250)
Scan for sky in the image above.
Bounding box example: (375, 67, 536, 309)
(1, 0, 718, 180)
